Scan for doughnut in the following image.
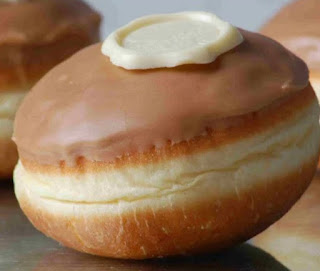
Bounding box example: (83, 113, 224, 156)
(0, 0, 101, 178)
(260, 0, 320, 100)
(13, 12, 320, 259)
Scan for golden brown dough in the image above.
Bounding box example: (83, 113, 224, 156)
(13, 26, 320, 258)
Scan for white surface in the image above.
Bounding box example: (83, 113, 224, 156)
(102, 12, 243, 69)
(86, 0, 293, 39)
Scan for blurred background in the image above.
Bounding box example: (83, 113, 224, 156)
(86, 0, 292, 38)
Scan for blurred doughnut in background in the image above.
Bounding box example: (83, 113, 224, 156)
(0, 0, 101, 179)
(260, 0, 320, 99)
(253, 1, 320, 270)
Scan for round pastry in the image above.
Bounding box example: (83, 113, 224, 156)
(252, 174, 320, 271)
(0, 0, 101, 178)
(260, 0, 320, 99)
(13, 12, 320, 259)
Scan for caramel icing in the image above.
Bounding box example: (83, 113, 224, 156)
(13, 30, 309, 165)
(261, 0, 320, 72)
(0, 0, 101, 45)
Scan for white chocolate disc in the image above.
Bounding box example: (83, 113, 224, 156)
(102, 12, 244, 70)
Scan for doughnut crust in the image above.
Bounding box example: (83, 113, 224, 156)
(14, 86, 320, 259)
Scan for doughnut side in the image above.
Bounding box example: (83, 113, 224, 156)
(252, 175, 320, 271)
(13, 86, 320, 258)
(15, 159, 317, 259)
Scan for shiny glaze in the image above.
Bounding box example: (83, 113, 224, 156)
(13, 30, 309, 165)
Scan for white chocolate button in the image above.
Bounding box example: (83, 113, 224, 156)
(102, 12, 244, 70)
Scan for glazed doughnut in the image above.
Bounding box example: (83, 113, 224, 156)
(260, 0, 320, 100)
(13, 12, 320, 259)
(0, 0, 101, 178)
